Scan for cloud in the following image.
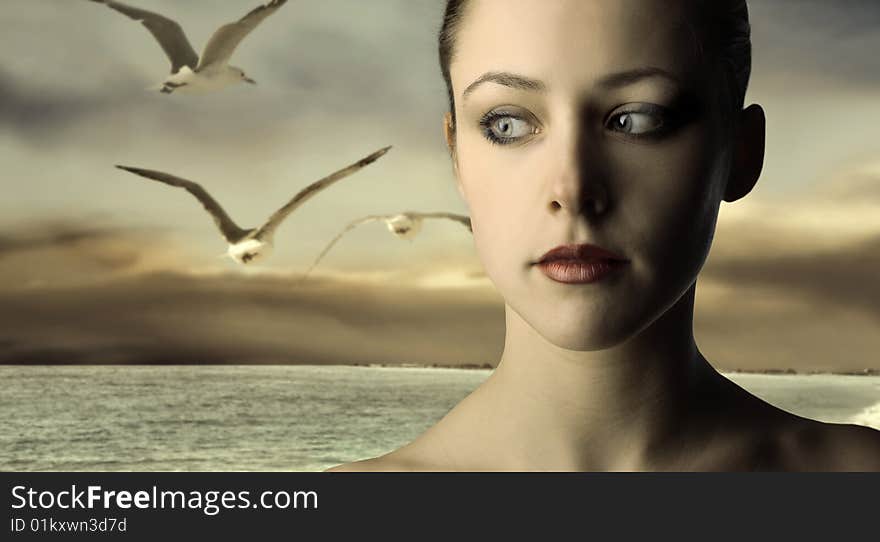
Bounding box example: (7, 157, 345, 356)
(714, 165, 880, 249)
(0, 1, 448, 149)
(0, 221, 124, 256)
(749, 0, 880, 88)
(694, 166, 880, 371)
(694, 277, 880, 373)
(0, 220, 191, 290)
(804, 162, 880, 205)
(0, 270, 505, 366)
(0, 72, 111, 143)
(703, 233, 880, 321)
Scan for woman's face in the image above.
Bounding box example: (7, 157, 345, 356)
(447, 0, 744, 350)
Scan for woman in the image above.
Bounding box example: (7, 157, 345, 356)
(330, 0, 880, 471)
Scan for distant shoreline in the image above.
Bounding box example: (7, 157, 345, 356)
(1, 363, 877, 376)
(724, 368, 880, 376)
(348, 363, 880, 376)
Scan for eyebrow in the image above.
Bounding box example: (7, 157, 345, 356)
(462, 71, 546, 99)
(461, 67, 681, 100)
(596, 67, 682, 88)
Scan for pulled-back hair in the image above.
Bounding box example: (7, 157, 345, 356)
(438, 0, 751, 136)
(437, 0, 470, 136)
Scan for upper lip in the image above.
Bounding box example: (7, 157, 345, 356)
(536, 243, 627, 264)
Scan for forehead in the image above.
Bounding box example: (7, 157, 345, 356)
(452, 0, 703, 92)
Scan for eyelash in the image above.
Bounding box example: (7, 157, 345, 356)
(478, 111, 536, 146)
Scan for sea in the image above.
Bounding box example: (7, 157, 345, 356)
(1, 365, 878, 471)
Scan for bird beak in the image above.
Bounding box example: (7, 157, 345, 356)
(243, 77, 257, 85)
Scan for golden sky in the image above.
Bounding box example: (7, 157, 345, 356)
(1, 1, 878, 370)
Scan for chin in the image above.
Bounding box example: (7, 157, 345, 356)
(533, 319, 627, 351)
(511, 295, 643, 352)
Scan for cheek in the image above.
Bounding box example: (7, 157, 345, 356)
(609, 131, 726, 281)
(457, 136, 542, 272)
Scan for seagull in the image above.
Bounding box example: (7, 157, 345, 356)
(88, 0, 288, 94)
(115, 146, 391, 264)
(301, 211, 472, 278)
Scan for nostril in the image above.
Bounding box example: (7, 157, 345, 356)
(550, 200, 562, 211)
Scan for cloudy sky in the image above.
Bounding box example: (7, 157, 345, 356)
(1, 0, 878, 371)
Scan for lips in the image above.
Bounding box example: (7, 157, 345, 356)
(535, 243, 628, 284)
(536, 243, 627, 264)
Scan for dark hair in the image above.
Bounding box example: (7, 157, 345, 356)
(438, 0, 470, 138)
(438, 0, 751, 136)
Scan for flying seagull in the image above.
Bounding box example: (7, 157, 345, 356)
(301, 211, 472, 278)
(115, 146, 392, 264)
(89, 0, 287, 94)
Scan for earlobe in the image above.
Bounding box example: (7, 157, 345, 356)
(724, 104, 766, 203)
(443, 112, 456, 157)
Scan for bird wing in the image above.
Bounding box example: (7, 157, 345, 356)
(413, 212, 473, 232)
(301, 215, 388, 279)
(253, 145, 392, 240)
(90, 0, 199, 73)
(115, 165, 248, 243)
(197, 0, 288, 70)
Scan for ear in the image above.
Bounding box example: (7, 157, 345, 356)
(723, 104, 766, 203)
(443, 111, 456, 155)
(443, 112, 466, 200)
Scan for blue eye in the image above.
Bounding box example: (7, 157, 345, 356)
(606, 104, 671, 137)
(611, 113, 661, 134)
(479, 111, 538, 145)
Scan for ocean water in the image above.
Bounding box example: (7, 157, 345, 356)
(0, 365, 877, 471)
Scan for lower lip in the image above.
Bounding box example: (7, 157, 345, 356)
(537, 259, 628, 284)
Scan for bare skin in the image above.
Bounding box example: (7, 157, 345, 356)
(331, 291, 880, 471)
(329, 0, 880, 472)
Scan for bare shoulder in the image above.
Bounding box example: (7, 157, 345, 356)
(323, 455, 410, 473)
(324, 445, 450, 472)
(325, 391, 481, 472)
(771, 419, 880, 471)
(324, 459, 384, 473)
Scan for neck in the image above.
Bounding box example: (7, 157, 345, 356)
(478, 283, 721, 470)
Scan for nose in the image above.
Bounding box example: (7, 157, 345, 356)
(548, 124, 609, 217)
(548, 162, 608, 216)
